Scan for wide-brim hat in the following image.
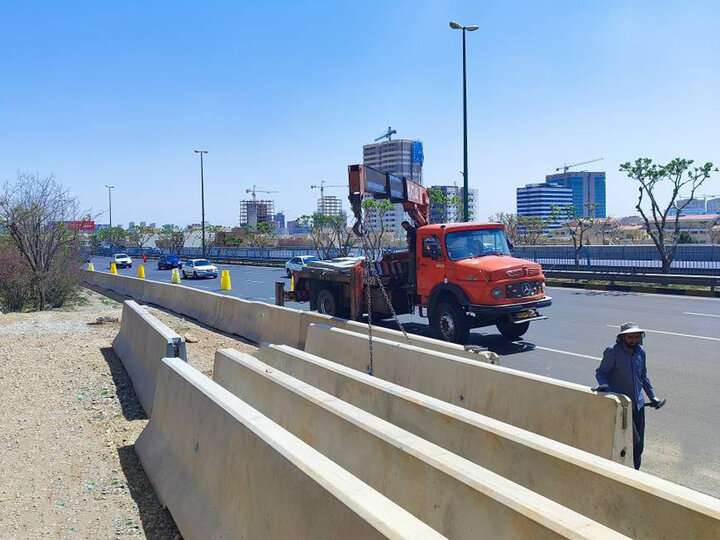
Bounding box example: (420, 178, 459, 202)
(617, 322, 644, 336)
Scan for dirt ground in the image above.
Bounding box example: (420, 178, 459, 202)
(0, 287, 256, 539)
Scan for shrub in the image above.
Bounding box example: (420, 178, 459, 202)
(0, 247, 33, 311)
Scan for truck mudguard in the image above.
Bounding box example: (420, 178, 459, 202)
(428, 283, 471, 314)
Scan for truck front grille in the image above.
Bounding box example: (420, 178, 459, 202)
(505, 281, 542, 299)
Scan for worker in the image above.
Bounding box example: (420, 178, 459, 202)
(595, 322, 664, 470)
(401, 220, 417, 288)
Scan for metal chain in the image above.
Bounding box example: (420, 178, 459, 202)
(356, 224, 413, 376)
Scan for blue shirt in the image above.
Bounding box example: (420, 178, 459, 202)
(596, 342, 656, 410)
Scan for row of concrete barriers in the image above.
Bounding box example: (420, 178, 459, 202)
(106, 292, 720, 537)
(83, 269, 630, 463)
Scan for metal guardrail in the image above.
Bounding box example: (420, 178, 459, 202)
(544, 270, 719, 291)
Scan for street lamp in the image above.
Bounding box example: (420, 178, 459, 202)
(449, 21, 479, 222)
(194, 149, 209, 258)
(105, 185, 114, 249)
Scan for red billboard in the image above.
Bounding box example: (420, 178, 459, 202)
(67, 220, 95, 231)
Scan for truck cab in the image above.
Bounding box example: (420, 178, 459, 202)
(415, 222, 550, 342)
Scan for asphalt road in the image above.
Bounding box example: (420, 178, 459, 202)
(90, 255, 720, 497)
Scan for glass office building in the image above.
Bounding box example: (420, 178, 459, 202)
(545, 171, 606, 218)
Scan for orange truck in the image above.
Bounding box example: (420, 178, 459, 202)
(279, 164, 551, 344)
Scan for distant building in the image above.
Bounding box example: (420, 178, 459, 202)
(128, 221, 135, 229)
(287, 219, 311, 235)
(239, 199, 276, 227)
(545, 171, 606, 217)
(317, 195, 344, 217)
(274, 212, 285, 229)
(429, 185, 477, 223)
(708, 198, 720, 213)
(516, 183, 573, 229)
(670, 196, 720, 216)
(362, 137, 424, 232)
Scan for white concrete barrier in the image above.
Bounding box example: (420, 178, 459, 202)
(298, 310, 498, 363)
(304, 323, 632, 463)
(111, 301, 186, 416)
(256, 344, 720, 539)
(213, 349, 626, 540)
(136, 357, 445, 540)
(215, 295, 304, 347)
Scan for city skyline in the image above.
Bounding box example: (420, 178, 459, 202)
(2, 1, 719, 228)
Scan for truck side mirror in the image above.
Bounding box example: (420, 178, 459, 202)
(507, 241, 514, 252)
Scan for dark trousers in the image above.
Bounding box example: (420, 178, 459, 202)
(632, 406, 646, 470)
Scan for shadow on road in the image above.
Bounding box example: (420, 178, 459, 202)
(117, 445, 179, 540)
(99, 347, 147, 421)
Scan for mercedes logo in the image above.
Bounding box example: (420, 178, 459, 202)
(521, 283, 532, 296)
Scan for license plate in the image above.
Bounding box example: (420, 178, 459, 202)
(515, 309, 537, 320)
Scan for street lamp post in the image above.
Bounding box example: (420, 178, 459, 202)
(449, 21, 479, 222)
(194, 150, 209, 258)
(105, 185, 114, 249)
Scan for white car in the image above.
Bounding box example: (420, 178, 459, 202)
(285, 255, 319, 277)
(111, 253, 132, 269)
(182, 259, 219, 279)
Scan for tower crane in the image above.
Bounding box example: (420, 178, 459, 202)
(556, 157, 604, 174)
(375, 126, 397, 142)
(310, 180, 345, 199)
(245, 185, 278, 201)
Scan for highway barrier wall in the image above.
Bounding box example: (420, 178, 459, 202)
(111, 300, 187, 416)
(136, 358, 444, 540)
(212, 348, 626, 540)
(255, 344, 720, 539)
(82, 269, 498, 363)
(304, 323, 632, 463)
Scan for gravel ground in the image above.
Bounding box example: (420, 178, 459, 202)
(0, 288, 256, 539)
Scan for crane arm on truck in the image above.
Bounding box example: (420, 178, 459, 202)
(348, 164, 430, 235)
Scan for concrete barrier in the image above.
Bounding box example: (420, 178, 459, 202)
(111, 300, 187, 416)
(255, 344, 720, 539)
(136, 357, 445, 540)
(215, 295, 304, 347)
(298, 310, 498, 363)
(304, 324, 632, 463)
(213, 349, 626, 539)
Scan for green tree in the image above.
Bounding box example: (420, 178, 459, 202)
(157, 225, 192, 255)
(516, 216, 549, 245)
(125, 225, 155, 252)
(299, 213, 357, 259)
(95, 226, 126, 250)
(429, 188, 461, 223)
(620, 158, 716, 273)
(243, 221, 276, 258)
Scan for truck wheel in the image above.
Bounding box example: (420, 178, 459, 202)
(317, 288, 339, 316)
(496, 317, 530, 340)
(432, 301, 470, 344)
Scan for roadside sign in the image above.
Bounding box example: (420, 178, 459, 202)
(67, 220, 95, 231)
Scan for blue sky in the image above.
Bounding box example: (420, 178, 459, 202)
(2, 0, 719, 227)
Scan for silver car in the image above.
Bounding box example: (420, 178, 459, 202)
(182, 259, 219, 279)
(285, 255, 319, 277)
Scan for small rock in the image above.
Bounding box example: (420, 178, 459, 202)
(184, 333, 200, 343)
(88, 316, 119, 325)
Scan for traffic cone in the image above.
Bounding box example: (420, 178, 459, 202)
(137, 264, 145, 279)
(110, 262, 117, 275)
(171, 268, 180, 284)
(290, 274, 295, 292)
(88, 262, 95, 271)
(221, 269, 231, 291)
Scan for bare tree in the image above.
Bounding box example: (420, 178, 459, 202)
(597, 217, 618, 245)
(0, 172, 86, 310)
(516, 215, 548, 245)
(620, 158, 716, 273)
(243, 221, 276, 258)
(552, 203, 596, 268)
(361, 199, 395, 259)
(299, 213, 357, 259)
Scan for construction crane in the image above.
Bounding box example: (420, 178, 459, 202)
(556, 158, 604, 174)
(310, 180, 345, 199)
(245, 185, 278, 201)
(375, 126, 397, 142)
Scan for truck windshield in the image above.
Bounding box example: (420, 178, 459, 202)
(445, 229, 511, 261)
